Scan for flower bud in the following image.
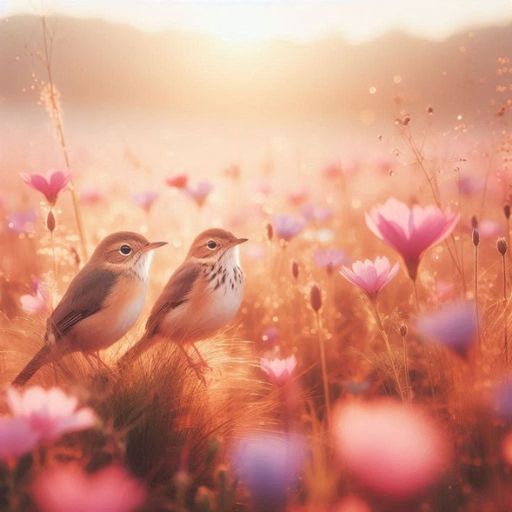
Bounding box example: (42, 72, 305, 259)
(46, 210, 56, 232)
(504, 204, 511, 220)
(497, 237, 508, 256)
(400, 324, 408, 337)
(310, 284, 322, 312)
(470, 215, 478, 229)
(472, 228, 480, 247)
(266, 222, 274, 241)
(291, 260, 299, 279)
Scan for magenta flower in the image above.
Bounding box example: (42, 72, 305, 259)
(166, 173, 188, 189)
(7, 209, 37, 234)
(260, 355, 297, 385)
(33, 465, 146, 512)
(366, 198, 459, 280)
(185, 181, 213, 207)
(0, 417, 38, 461)
(21, 171, 70, 206)
(340, 256, 399, 300)
(6, 386, 97, 443)
(20, 279, 50, 315)
(131, 191, 158, 214)
(272, 214, 305, 242)
(314, 248, 348, 274)
(415, 301, 477, 358)
(333, 400, 449, 499)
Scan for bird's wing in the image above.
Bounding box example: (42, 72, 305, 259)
(145, 261, 201, 337)
(49, 266, 117, 341)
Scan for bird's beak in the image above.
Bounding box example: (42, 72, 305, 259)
(142, 241, 168, 252)
(232, 237, 248, 246)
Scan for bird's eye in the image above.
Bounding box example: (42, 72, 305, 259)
(207, 240, 217, 250)
(119, 244, 132, 255)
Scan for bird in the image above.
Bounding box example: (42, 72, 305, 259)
(118, 228, 247, 377)
(12, 231, 167, 386)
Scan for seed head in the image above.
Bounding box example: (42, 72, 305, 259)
(497, 237, 508, 256)
(310, 284, 322, 312)
(472, 228, 480, 247)
(291, 260, 299, 279)
(266, 223, 274, 241)
(470, 215, 478, 229)
(504, 204, 511, 220)
(400, 324, 408, 337)
(46, 210, 56, 232)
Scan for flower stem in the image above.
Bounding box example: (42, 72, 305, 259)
(474, 244, 481, 348)
(413, 279, 420, 312)
(502, 253, 508, 363)
(401, 331, 411, 402)
(315, 312, 331, 427)
(40, 16, 88, 261)
(371, 300, 404, 401)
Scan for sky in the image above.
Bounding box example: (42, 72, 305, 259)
(2, 0, 512, 43)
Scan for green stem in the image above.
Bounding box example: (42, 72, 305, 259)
(315, 313, 331, 427)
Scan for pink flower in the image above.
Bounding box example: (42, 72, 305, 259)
(6, 386, 97, 443)
(21, 171, 70, 206)
(340, 256, 399, 300)
(0, 417, 39, 461)
(479, 220, 503, 239)
(365, 198, 459, 280)
(131, 191, 158, 214)
(287, 187, 309, 207)
(260, 355, 297, 385)
(166, 173, 188, 189)
(272, 214, 305, 242)
(80, 186, 104, 205)
(20, 279, 50, 315)
(314, 248, 348, 274)
(185, 181, 213, 207)
(333, 400, 449, 499)
(33, 465, 146, 512)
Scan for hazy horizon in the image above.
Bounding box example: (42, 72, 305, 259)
(2, 0, 512, 44)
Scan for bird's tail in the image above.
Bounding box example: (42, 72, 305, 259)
(117, 333, 155, 370)
(12, 345, 53, 386)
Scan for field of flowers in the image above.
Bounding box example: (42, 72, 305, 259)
(2, 18, 512, 512)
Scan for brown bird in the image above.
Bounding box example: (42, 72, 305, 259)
(119, 228, 247, 376)
(13, 232, 166, 386)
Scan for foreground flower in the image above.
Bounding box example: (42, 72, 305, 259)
(6, 386, 97, 443)
(0, 417, 39, 461)
(340, 256, 399, 300)
(21, 170, 70, 206)
(33, 465, 146, 512)
(415, 301, 477, 358)
(20, 279, 50, 315)
(131, 191, 158, 214)
(314, 248, 348, 274)
(185, 181, 213, 207)
(232, 433, 306, 510)
(333, 400, 449, 499)
(260, 355, 297, 385)
(365, 198, 459, 280)
(166, 173, 188, 189)
(272, 214, 305, 242)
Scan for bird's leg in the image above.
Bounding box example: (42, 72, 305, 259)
(190, 343, 212, 371)
(177, 344, 207, 385)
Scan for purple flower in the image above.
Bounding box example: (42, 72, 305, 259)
(301, 204, 333, 224)
(232, 433, 306, 510)
(491, 378, 512, 421)
(7, 210, 37, 234)
(132, 191, 158, 214)
(314, 248, 348, 274)
(415, 301, 477, 358)
(185, 181, 213, 208)
(272, 214, 305, 242)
